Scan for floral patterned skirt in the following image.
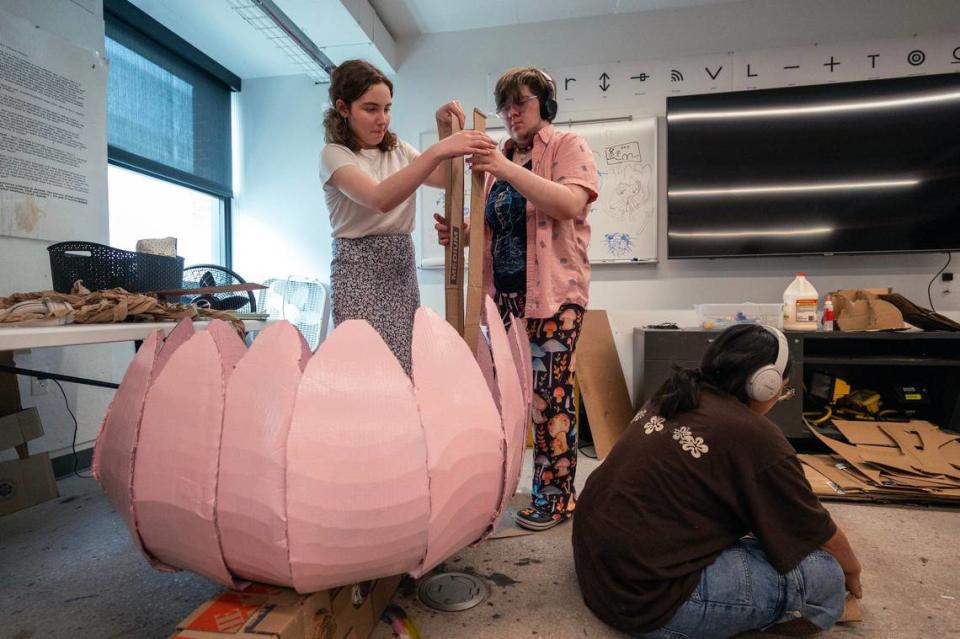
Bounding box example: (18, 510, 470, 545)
(331, 234, 419, 374)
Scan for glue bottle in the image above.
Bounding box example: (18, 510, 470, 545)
(821, 295, 835, 332)
(783, 272, 819, 331)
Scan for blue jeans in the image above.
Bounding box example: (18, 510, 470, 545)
(634, 537, 845, 639)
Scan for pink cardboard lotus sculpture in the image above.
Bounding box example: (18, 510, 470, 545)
(92, 297, 531, 592)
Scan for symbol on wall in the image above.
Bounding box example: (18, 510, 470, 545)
(670, 69, 684, 82)
(783, 64, 800, 70)
(953, 46, 960, 64)
(599, 72, 611, 91)
(907, 49, 926, 66)
(823, 56, 840, 72)
(868, 54, 879, 68)
(746, 64, 758, 78)
(705, 66, 723, 80)
(630, 73, 650, 81)
(564, 77, 577, 90)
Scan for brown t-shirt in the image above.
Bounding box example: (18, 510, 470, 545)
(572, 387, 837, 634)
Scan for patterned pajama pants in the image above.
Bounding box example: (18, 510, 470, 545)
(497, 293, 585, 517)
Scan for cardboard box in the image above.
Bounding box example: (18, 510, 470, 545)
(0, 351, 23, 418)
(0, 407, 44, 453)
(171, 576, 402, 639)
(0, 452, 58, 515)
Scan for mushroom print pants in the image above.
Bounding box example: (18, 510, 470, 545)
(497, 293, 585, 518)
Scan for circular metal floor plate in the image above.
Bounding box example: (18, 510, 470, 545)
(416, 572, 490, 612)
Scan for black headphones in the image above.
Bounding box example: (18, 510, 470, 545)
(533, 69, 558, 122)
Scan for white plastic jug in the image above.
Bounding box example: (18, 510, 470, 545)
(783, 272, 819, 330)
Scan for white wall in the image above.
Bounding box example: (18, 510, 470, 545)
(233, 75, 333, 284)
(0, 0, 122, 463)
(233, 0, 960, 400)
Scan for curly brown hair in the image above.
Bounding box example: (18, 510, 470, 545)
(323, 59, 398, 152)
(493, 67, 556, 122)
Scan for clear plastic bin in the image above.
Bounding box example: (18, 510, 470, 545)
(694, 303, 784, 330)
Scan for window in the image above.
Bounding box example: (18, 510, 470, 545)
(103, 0, 239, 266)
(108, 165, 225, 265)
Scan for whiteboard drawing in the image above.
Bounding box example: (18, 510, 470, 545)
(604, 232, 634, 257)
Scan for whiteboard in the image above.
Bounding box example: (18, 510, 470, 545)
(416, 117, 657, 267)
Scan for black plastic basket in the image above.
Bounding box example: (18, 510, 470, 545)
(47, 241, 185, 294)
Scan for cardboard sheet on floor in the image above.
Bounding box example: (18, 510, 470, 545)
(804, 419, 960, 503)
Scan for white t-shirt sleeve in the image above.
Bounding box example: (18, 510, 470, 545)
(399, 139, 421, 164)
(319, 144, 358, 184)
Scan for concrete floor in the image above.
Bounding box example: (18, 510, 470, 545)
(1, 451, 958, 639)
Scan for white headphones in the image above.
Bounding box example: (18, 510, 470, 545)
(745, 325, 789, 402)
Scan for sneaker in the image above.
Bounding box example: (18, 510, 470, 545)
(514, 507, 566, 531)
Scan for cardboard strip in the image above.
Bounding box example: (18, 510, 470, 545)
(442, 114, 465, 333)
(464, 108, 487, 352)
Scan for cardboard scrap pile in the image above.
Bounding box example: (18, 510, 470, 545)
(171, 575, 401, 639)
(830, 288, 904, 331)
(800, 419, 960, 503)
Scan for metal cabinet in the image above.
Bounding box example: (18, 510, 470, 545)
(634, 328, 960, 441)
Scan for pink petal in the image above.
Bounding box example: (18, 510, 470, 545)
(507, 319, 533, 408)
(475, 329, 500, 412)
(93, 330, 163, 560)
(134, 330, 237, 588)
(409, 308, 502, 576)
(218, 322, 308, 585)
(286, 320, 429, 592)
(206, 319, 247, 380)
(154, 317, 194, 377)
(485, 297, 529, 524)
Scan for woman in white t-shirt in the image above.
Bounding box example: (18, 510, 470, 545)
(320, 60, 494, 372)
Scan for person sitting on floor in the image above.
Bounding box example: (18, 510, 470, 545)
(572, 324, 862, 639)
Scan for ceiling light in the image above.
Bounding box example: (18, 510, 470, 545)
(227, 0, 334, 82)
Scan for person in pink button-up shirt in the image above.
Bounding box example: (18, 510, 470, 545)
(437, 67, 598, 531)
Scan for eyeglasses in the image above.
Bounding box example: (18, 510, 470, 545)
(778, 386, 796, 401)
(496, 95, 539, 117)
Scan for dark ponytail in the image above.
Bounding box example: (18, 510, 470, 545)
(650, 324, 792, 420)
(651, 367, 704, 420)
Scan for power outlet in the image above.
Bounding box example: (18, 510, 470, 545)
(30, 377, 50, 396)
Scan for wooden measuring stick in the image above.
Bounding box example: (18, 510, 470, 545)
(463, 108, 487, 352)
(441, 114, 465, 333)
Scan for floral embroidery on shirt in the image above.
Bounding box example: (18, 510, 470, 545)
(643, 415, 665, 434)
(672, 426, 709, 458)
(633, 407, 647, 423)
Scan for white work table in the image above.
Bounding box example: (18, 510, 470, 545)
(0, 320, 267, 389)
(0, 320, 266, 352)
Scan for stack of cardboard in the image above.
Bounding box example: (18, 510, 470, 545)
(0, 352, 59, 516)
(170, 575, 402, 639)
(800, 419, 960, 503)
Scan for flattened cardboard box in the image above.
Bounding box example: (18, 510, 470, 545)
(171, 576, 402, 639)
(0, 452, 58, 515)
(0, 407, 44, 451)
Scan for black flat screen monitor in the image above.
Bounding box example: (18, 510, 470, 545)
(666, 72, 960, 258)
